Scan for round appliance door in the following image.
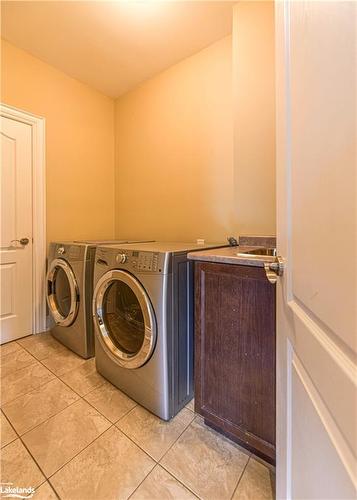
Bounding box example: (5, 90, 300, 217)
(46, 258, 79, 326)
(94, 270, 156, 369)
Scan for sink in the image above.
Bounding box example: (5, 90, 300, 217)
(238, 247, 277, 257)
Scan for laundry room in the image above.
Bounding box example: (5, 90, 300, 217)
(2, 1, 355, 500)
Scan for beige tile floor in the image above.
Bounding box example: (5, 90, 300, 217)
(0, 332, 275, 500)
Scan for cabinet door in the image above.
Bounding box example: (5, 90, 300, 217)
(195, 262, 276, 460)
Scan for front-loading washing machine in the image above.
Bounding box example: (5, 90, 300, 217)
(46, 240, 152, 358)
(92, 241, 225, 419)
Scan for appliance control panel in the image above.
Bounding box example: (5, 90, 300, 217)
(132, 251, 160, 272)
(95, 247, 168, 273)
(52, 243, 85, 261)
(110, 250, 164, 273)
(115, 253, 127, 264)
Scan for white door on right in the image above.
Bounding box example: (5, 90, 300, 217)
(275, 1, 356, 499)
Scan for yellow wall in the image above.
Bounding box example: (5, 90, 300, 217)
(114, 36, 235, 242)
(233, 1, 276, 235)
(114, 1, 276, 242)
(2, 1, 276, 246)
(1, 40, 115, 244)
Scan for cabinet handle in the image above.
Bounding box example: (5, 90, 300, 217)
(264, 256, 284, 284)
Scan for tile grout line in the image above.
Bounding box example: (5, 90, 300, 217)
(18, 336, 192, 440)
(65, 382, 103, 401)
(112, 403, 196, 465)
(45, 481, 61, 499)
(46, 480, 61, 500)
(46, 424, 159, 500)
(5, 335, 190, 461)
(0, 369, 57, 409)
(68, 400, 195, 481)
(17, 397, 81, 440)
(34, 343, 100, 398)
(27, 385, 112, 437)
(18, 335, 81, 372)
(3, 337, 271, 500)
(111, 424, 161, 465)
(47, 423, 117, 495)
(48, 358, 190, 472)
(45, 407, 202, 497)
(44, 481, 61, 500)
(2, 341, 37, 354)
(35, 395, 161, 488)
(2, 335, 70, 406)
(70, 377, 107, 398)
(2, 341, 113, 497)
(3, 338, 156, 490)
(2, 337, 63, 499)
(229, 455, 251, 500)
(0, 349, 39, 377)
(16, 335, 66, 361)
(16, 432, 51, 491)
(158, 415, 252, 500)
(126, 462, 199, 500)
(1, 361, 40, 381)
(39, 357, 86, 379)
(113, 402, 139, 424)
(269, 467, 276, 498)
(155, 415, 206, 499)
(8, 338, 219, 499)
(2, 347, 86, 429)
(30, 343, 113, 401)
(0, 340, 21, 353)
(53, 369, 105, 399)
(9, 426, 72, 500)
(118, 406, 205, 499)
(154, 410, 196, 464)
(158, 461, 203, 499)
(0, 410, 20, 448)
(1, 374, 80, 410)
(1, 344, 40, 373)
(82, 389, 138, 426)
(2, 338, 157, 499)
(126, 464, 160, 500)
(250, 452, 276, 472)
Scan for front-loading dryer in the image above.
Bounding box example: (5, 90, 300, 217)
(92, 241, 225, 419)
(46, 240, 152, 358)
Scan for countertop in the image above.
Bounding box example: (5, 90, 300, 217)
(187, 245, 276, 268)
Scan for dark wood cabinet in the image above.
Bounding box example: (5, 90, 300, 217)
(194, 261, 276, 462)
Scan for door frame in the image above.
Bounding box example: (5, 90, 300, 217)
(1, 103, 47, 334)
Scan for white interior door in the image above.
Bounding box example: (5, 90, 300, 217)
(275, 1, 356, 498)
(1, 116, 33, 343)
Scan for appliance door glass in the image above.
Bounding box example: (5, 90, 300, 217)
(47, 258, 79, 326)
(94, 270, 156, 369)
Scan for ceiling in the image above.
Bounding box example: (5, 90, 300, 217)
(1, 1, 234, 98)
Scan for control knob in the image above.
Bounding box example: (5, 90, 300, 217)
(116, 253, 127, 264)
(58, 246, 65, 255)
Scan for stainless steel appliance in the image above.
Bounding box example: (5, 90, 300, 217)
(46, 240, 152, 358)
(92, 241, 225, 419)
